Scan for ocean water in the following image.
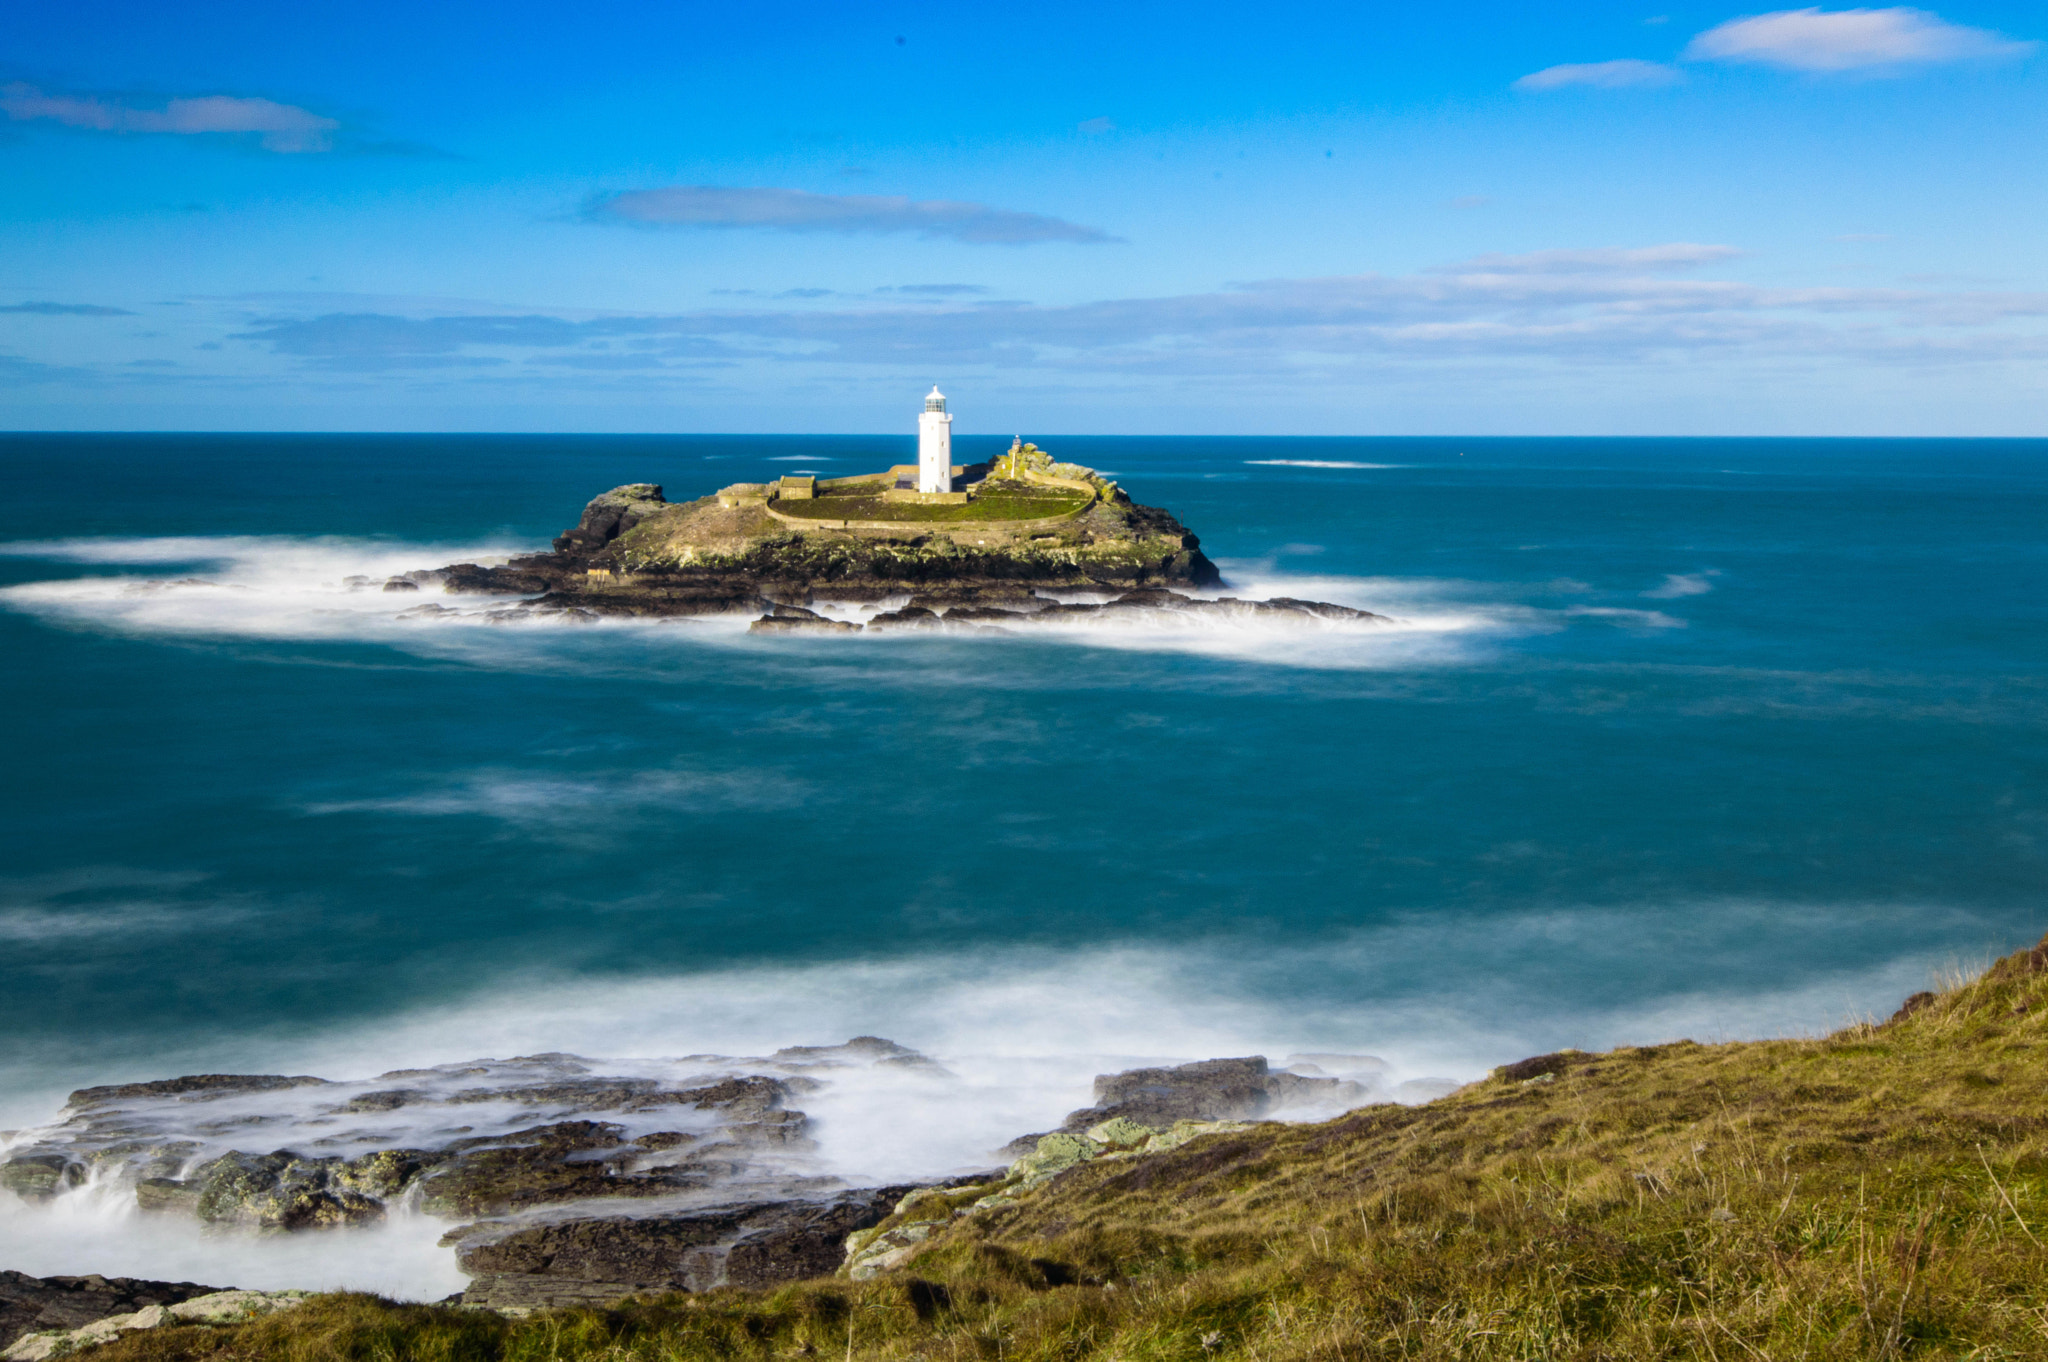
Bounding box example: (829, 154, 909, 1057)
(2, 432, 2046, 1292)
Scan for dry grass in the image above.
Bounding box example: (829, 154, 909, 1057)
(84, 936, 2048, 1361)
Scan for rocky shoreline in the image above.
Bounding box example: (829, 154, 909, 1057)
(378, 478, 1390, 634)
(0, 1045, 1392, 1346)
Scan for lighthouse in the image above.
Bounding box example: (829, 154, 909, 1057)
(917, 386, 953, 494)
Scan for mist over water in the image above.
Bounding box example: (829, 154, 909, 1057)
(3, 433, 2046, 1292)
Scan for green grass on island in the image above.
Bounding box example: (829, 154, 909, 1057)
(79, 938, 2048, 1362)
(773, 482, 1093, 525)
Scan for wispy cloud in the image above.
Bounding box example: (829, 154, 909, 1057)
(0, 82, 340, 152)
(0, 301, 134, 316)
(1514, 59, 1682, 90)
(1684, 7, 2037, 71)
(585, 185, 1120, 245)
(1440, 244, 1743, 274)
(223, 244, 2048, 381)
(880, 284, 992, 296)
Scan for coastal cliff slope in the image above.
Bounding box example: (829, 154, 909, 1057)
(66, 935, 2048, 1361)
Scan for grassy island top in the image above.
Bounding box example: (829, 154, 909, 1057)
(79, 933, 2048, 1362)
(769, 481, 1091, 525)
(553, 439, 1221, 588)
(725, 441, 1112, 526)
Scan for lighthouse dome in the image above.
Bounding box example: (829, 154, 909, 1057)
(923, 386, 947, 413)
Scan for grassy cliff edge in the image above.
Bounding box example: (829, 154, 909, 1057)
(75, 936, 2048, 1361)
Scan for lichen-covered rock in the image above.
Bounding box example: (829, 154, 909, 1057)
(167, 1290, 310, 1324)
(189, 1150, 386, 1230)
(1084, 1116, 1159, 1147)
(0, 1290, 309, 1360)
(1139, 1119, 1258, 1154)
(0, 1273, 226, 1353)
(0, 1153, 81, 1202)
(553, 484, 668, 553)
(843, 1176, 1015, 1280)
(1009, 1132, 1099, 1186)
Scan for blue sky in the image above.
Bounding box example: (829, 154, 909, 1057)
(2, 1, 2045, 433)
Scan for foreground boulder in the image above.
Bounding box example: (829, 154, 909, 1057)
(0, 1274, 232, 1354)
(451, 1187, 917, 1308)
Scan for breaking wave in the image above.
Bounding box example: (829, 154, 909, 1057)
(0, 536, 1697, 673)
(0, 903, 1960, 1298)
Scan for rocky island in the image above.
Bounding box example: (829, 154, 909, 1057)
(394, 429, 1386, 634)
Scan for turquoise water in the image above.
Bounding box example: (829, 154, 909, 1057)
(3, 433, 2046, 1132)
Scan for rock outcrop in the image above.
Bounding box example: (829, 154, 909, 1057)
(452, 1186, 917, 1309)
(399, 468, 1392, 633)
(0, 1273, 228, 1352)
(0, 1045, 1390, 1311)
(999, 1055, 1366, 1156)
(1, 1288, 308, 1361)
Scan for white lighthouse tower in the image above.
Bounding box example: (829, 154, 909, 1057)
(917, 386, 953, 494)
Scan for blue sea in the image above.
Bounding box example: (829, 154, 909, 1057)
(2, 432, 2045, 1290)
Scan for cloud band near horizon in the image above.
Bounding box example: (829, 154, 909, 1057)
(585, 185, 1120, 245)
(209, 242, 2048, 379)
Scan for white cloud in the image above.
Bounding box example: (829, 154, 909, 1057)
(0, 82, 339, 152)
(1683, 7, 2036, 71)
(1442, 243, 1743, 274)
(586, 185, 1118, 245)
(1514, 59, 1683, 90)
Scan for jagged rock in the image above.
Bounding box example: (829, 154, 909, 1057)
(0, 1273, 226, 1352)
(1000, 1056, 1364, 1154)
(66, 1074, 329, 1111)
(134, 1177, 201, 1214)
(553, 484, 668, 553)
(188, 1150, 386, 1230)
(2, 1056, 853, 1236)
(440, 563, 549, 595)
(0, 1154, 81, 1202)
(454, 1187, 914, 1308)
(939, 606, 1028, 622)
(773, 1037, 918, 1063)
(1, 1290, 309, 1361)
(420, 1122, 678, 1218)
(865, 606, 943, 632)
(1083, 1116, 1159, 1147)
(1009, 1133, 1099, 1184)
(748, 615, 861, 634)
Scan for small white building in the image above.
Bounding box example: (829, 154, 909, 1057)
(917, 386, 953, 494)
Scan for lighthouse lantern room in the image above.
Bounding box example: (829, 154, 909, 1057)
(917, 386, 953, 494)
